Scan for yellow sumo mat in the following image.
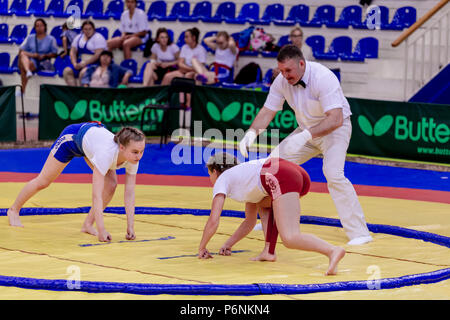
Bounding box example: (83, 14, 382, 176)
(1, 182, 449, 299)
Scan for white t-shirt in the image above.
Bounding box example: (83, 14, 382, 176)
(212, 159, 267, 203)
(120, 8, 149, 34)
(180, 44, 207, 67)
(82, 127, 139, 176)
(151, 43, 180, 62)
(264, 61, 352, 129)
(72, 32, 107, 53)
(214, 47, 237, 68)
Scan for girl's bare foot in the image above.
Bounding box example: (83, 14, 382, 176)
(251, 251, 277, 262)
(325, 246, 346, 276)
(81, 223, 98, 236)
(7, 209, 23, 227)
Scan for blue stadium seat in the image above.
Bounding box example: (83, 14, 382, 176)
(129, 60, 147, 83)
(305, 35, 326, 58)
(314, 36, 353, 61)
(159, 1, 189, 21)
(137, 0, 144, 11)
(111, 28, 121, 38)
(226, 2, 259, 25)
(0, 23, 9, 43)
(45, 0, 64, 16)
(50, 25, 63, 46)
(96, 26, 108, 40)
(120, 58, 137, 76)
(261, 34, 291, 58)
(304, 5, 336, 28)
(203, 1, 235, 23)
(176, 30, 185, 48)
(11, 55, 19, 73)
(342, 36, 378, 61)
(201, 30, 217, 53)
(9, 0, 28, 16)
(26, 0, 48, 16)
(263, 68, 273, 84)
(82, 0, 103, 19)
(54, 55, 71, 77)
(0, 0, 12, 16)
(147, 0, 166, 20)
(257, 3, 284, 25)
(327, 5, 362, 28)
(9, 24, 27, 44)
(273, 4, 309, 26)
(354, 5, 389, 30)
(179, 1, 211, 22)
(58, 0, 84, 18)
(104, 0, 123, 20)
(0, 52, 13, 73)
(387, 6, 416, 30)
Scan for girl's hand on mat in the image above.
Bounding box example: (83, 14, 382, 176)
(98, 229, 112, 242)
(219, 245, 232, 256)
(198, 248, 213, 259)
(126, 228, 136, 240)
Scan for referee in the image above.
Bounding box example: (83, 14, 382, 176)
(239, 44, 372, 245)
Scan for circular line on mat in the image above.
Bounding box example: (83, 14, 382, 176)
(0, 206, 449, 296)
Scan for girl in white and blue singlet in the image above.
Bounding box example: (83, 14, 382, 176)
(7, 123, 145, 243)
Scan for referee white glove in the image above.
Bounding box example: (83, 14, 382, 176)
(239, 129, 257, 158)
(284, 129, 312, 155)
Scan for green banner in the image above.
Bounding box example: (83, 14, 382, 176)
(39, 84, 450, 163)
(347, 98, 450, 163)
(191, 86, 297, 142)
(0, 86, 17, 142)
(38, 84, 173, 140)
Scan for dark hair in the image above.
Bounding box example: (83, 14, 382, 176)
(277, 44, 305, 63)
(100, 50, 113, 58)
(156, 27, 172, 45)
(81, 20, 96, 30)
(114, 127, 145, 146)
(34, 18, 47, 32)
(206, 153, 239, 174)
(186, 27, 200, 44)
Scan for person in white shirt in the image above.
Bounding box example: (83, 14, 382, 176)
(239, 44, 373, 246)
(198, 153, 345, 276)
(7, 123, 145, 243)
(143, 27, 180, 86)
(162, 27, 207, 128)
(107, 0, 149, 60)
(63, 20, 107, 86)
(192, 31, 237, 85)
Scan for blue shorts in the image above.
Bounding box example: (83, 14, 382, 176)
(50, 122, 104, 163)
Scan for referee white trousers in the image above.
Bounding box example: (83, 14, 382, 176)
(270, 117, 371, 241)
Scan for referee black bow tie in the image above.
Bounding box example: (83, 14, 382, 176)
(294, 79, 306, 88)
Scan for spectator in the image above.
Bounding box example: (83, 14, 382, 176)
(271, 27, 313, 83)
(162, 27, 206, 129)
(63, 20, 107, 86)
(81, 50, 132, 88)
(60, 22, 78, 58)
(107, 0, 149, 60)
(193, 31, 237, 85)
(142, 27, 179, 86)
(18, 19, 58, 93)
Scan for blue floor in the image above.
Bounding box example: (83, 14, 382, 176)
(1, 143, 449, 192)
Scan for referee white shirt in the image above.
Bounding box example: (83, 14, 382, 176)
(265, 60, 351, 130)
(265, 60, 371, 242)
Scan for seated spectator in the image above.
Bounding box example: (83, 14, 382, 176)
(143, 27, 179, 86)
(18, 18, 58, 93)
(60, 22, 78, 58)
(107, 0, 149, 60)
(81, 50, 132, 88)
(193, 31, 237, 85)
(162, 27, 206, 129)
(63, 20, 107, 86)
